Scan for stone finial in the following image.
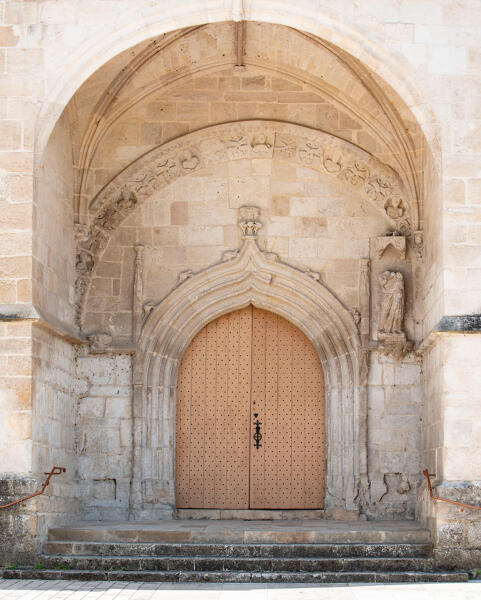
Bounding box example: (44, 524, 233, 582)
(239, 205, 262, 238)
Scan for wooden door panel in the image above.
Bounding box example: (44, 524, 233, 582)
(176, 307, 252, 508)
(176, 305, 325, 510)
(250, 307, 325, 509)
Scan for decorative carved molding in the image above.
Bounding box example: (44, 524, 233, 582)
(222, 249, 240, 262)
(239, 205, 262, 238)
(305, 269, 322, 282)
(359, 258, 371, 386)
(377, 270, 413, 360)
(373, 233, 406, 260)
(132, 245, 144, 344)
(178, 269, 194, 283)
(358, 257, 370, 506)
(411, 230, 423, 261)
(132, 229, 365, 518)
(75, 121, 413, 329)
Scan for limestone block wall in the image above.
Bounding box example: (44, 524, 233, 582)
(75, 353, 132, 520)
(34, 111, 76, 329)
(73, 350, 422, 520)
(0, 324, 81, 564)
(367, 354, 422, 520)
(31, 325, 81, 544)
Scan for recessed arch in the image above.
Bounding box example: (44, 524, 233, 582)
(130, 237, 366, 518)
(71, 23, 423, 223)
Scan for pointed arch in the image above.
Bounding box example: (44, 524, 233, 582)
(131, 237, 366, 518)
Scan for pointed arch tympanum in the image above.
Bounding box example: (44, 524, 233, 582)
(130, 236, 366, 518)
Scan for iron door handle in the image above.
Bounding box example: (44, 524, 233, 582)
(253, 413, 262, 449)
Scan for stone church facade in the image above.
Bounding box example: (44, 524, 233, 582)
(0, 0, 480, 570)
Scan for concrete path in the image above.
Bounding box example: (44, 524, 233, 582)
(0, 579, 480, 599)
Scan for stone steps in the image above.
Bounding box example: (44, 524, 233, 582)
(2, 569, 469, 584)
(46, 520, 432, 544)
(4, 520, 467, 584)
(43, 541, 433, 558)
(36, 554, 438, 573)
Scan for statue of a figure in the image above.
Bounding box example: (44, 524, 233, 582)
(378, 271, 405, 334)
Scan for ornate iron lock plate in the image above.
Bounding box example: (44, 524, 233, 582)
(253, 413, 262, 449)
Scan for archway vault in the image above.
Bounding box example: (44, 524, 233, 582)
(76, 119, 417, 329)
(130, 234, 367, 519)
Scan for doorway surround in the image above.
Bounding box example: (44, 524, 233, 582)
(131, 219, 366, 520)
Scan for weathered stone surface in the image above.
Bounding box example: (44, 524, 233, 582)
(1, 2, 481, 570)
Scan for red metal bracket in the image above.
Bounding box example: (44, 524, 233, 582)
(423, 469, 481, 512)
(0, 466, 66, 510)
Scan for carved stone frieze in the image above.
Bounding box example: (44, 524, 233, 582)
(323, 146, 343, 173)
(73, 223, 90, 242)
(75, 121, 414, 329)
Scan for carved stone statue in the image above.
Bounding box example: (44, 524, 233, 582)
(378, 271, 404, 334)
(377, 270, 413, 359)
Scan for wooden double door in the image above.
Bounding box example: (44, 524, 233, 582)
(175, 306, 325, 509)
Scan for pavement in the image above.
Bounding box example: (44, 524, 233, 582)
(0, 579, 480, 600)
